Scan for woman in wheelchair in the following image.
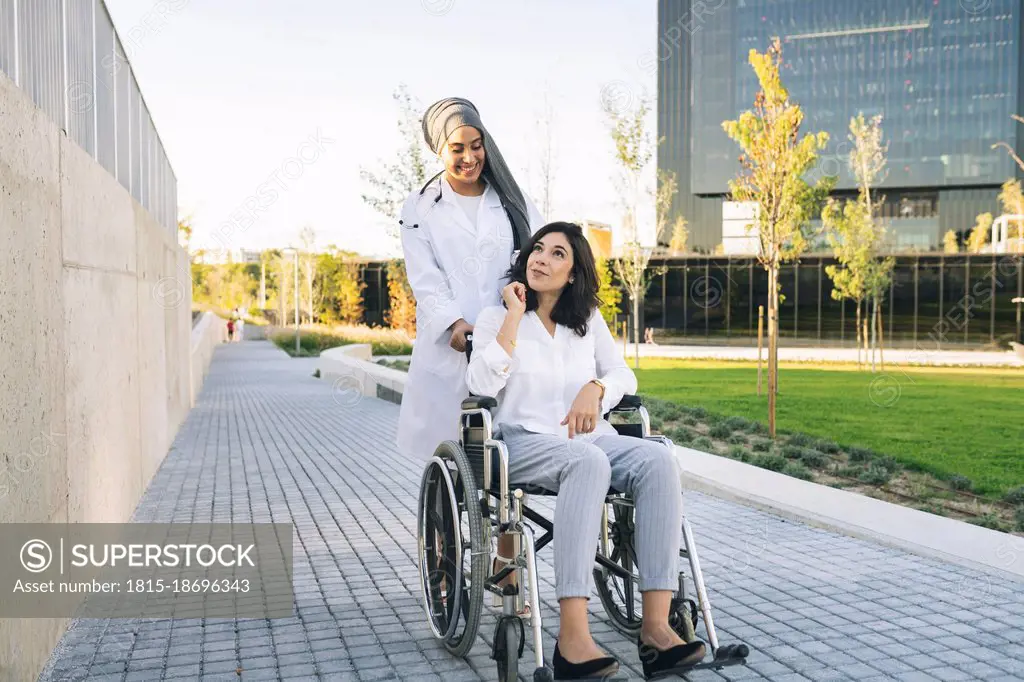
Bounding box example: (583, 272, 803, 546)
(466, 222, 706, 679)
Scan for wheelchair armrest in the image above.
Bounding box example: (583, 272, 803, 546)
(462, 396, 497, 411)
(609, 394, 642, 411)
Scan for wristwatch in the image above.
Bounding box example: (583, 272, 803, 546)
(589, 378, 606, 401)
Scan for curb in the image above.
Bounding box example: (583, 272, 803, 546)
(674, 445, 1024, 583)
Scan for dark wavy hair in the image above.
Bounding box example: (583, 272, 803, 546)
(505, 222, 601, 337)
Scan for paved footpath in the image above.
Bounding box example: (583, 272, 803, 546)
(39, 342, 1024, 681)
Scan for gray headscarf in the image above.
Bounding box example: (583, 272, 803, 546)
(421, 97, 532, 252)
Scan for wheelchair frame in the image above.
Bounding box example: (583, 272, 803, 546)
(417, 394, 749, 681)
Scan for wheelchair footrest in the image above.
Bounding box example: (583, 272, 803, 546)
(689, 643, 749, 671)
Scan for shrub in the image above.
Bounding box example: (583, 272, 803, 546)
(875, 456, 902, 473)
(683, 416, 699, 427)
(786, 433, 814, 447)
(1015, 506, 1024, 533)
(814, 439, 841, 454)
(848, 447, 875, 463)
(780, 445, 804, 460)
(838, 465, 863, 478)
(689, 407, 708, 420)
(728, 445, 748, 461)
(948, 475, 973, 492)
(969, 513, 1006, 532)
(1004, 486, 1024, 506)
(917, 504, 948, 518)
(670, 427, 694, 444)
(859, 465, 892, 486)
(724, 416, 750, 431)
(753, 454, 787, 472)
(691, 436, 714, 451)
(728, 434, 747, 445)
(708, 424, 732, 440)
(799, 450, 828, 469)
(649, 416, 665, 432)
(751, 439, 772, 452)
(747, 421, 770, 436)
(664, 406, 684, 422)
(782, 462, 813, 481)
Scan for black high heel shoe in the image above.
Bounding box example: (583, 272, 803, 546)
(552, 641, 619, 680)
(637, 636, 706, 680)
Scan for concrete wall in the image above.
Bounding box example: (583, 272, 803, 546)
(191, 312, 228, 405)
(317, 345, 408, 406)
(0, 72, 196, 681)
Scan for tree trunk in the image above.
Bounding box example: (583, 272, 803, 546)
(856, 301, 862, 369)
(632, 294, 640, 369)
(260, 260, 266, 309)
(768, 266, 778, 439)
(871, 296, 878, 372)
(863, 311, 869, 371)
(877, 300, 885, 370)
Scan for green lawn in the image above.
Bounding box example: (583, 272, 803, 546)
(635, 359, 1024, 496)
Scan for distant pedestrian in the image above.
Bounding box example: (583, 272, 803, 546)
(235, 317, 245, 342)
(227, 318, 235, 341)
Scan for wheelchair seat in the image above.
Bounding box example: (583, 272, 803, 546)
(461, 393, 642, 499)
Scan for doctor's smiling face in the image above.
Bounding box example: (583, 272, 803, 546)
(441, 125, 485, 192)
(526, 230, 575, 294)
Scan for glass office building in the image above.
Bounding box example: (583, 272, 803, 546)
(658, 0, 1024, 252)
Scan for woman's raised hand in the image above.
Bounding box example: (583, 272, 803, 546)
(501, 282, 527, 317)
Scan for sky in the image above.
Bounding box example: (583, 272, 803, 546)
(104, 0, 660, 258)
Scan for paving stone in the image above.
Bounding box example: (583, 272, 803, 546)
(31, 344, 1024, 682)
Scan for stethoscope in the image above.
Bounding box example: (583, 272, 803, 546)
(398, 171, 523, 256)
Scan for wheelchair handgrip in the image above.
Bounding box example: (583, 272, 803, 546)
(465, 333, 473, 362)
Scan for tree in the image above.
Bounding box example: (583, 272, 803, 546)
(722, 37, 833, 438)
(528, 88, 557, 219)
(335, 259, 366, 325)
(943, 230, 959, 254)
(669, 216, 689, 255)
(178, 215, 194, 253)
(596, 257, 622, 326)
(359, 84, 433, 239)
(385, 259, 417, 335)
(823, 198, 871, 368)
(655, 169, 678, 247)
(359, 83, 435, 335)
(603, 92, 661, 367)
(968, 213, 993, 254)
(999, 179, 1024, 239)
(275, 250, 293, 327)
(299, 225, 317, 323)
(846, 113, 892, 373)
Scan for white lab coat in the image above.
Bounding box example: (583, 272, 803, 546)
(397, 175, 544, 460)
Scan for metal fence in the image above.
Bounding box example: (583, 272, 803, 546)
(353, 255, 1024, 350)
(640, 254, 1024, 350)
(0, 0, 177, 235)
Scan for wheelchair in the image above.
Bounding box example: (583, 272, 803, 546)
(416, 342, 749, 681)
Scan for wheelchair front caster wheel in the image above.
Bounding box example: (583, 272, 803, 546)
(533, 667, 554, 682)
(494, 617, 523, 682)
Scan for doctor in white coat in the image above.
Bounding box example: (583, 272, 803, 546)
(397, 97, 543, 460)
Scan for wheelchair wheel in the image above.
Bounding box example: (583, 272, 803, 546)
(594, 500, 643, 638)
(594, 501, 699, 641)
(493, 617, 521, 682)
(417, 440, 487, 657)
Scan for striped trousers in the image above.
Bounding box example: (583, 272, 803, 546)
(499, 424, 683, 600)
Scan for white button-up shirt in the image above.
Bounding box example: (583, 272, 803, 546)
(466, 305, 638, 441)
